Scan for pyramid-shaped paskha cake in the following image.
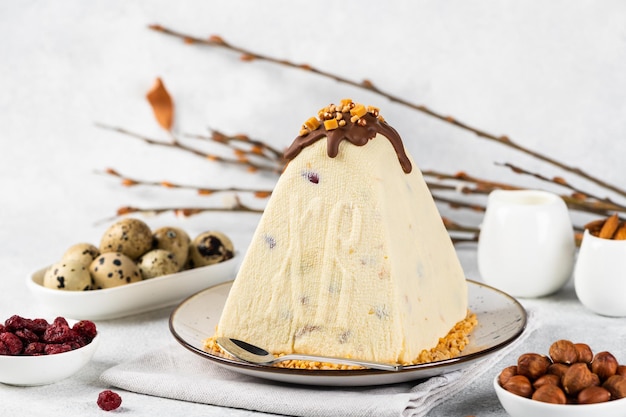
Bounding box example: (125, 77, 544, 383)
(214, 100, 470, 365)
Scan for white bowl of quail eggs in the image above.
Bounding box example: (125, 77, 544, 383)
(27, 218, 239, 320)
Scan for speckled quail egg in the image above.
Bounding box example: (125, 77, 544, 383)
(89, 252, 142, 289)
(43, 260, 93, 291)
(99, 218, 153, 260)
(61, 242, 100, 267)
(187, 231, 234, 268)
(153, 227, 190, 269)
(137, 249, 180, 279)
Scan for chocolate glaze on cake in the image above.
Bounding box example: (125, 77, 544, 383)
(284, 101, 413, 174)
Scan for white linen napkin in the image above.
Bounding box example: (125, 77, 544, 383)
(100, 312, 538, 417)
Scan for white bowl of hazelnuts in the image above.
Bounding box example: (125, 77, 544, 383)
(494, 339, 626, 417)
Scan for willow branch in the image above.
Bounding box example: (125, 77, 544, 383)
(147, 24, 626, 201)
(497, 162, 626, 210)
(95, 123, 281, 174)
(432, 195, 486, 213)
(97, 168, 274, 198)
(424, 170, 523, 193)
(183, 129, 285, 165)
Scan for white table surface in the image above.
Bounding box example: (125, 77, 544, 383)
(2, 1, 625, 416)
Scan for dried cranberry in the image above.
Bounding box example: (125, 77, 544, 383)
(97, 390, 122, 411)
(0, 332, 24, 355)
(4, 315, 31, 332)
(73, 320, 97, 341)
(0, 340, 9, 355)
(30, 318, 50, 335)
(0, 324, 6, 333)
(67, 341, 83, 350)
(23, 342, 46, 355)
(15, 328, 40, 344)
(44, 343, 73, 355)
(52, 317, 69, 328)
(43, 318, 74, 343)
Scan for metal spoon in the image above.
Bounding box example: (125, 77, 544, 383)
(215, 337, 403, 371)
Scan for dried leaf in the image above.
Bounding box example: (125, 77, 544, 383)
(146, 77, 174, 131)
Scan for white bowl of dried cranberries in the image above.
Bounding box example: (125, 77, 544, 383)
(0, 315, 99, 386)
(494, 339, 626, 417)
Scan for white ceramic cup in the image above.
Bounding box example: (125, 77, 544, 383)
(477, 189, 575, 298)
(574, 229, 626, 317)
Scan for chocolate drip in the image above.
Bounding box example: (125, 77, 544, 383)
(284, 112, 412, 173)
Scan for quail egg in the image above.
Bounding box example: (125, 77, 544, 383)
(153, 227, 190, 269)
(61, 243, 100, 267)
(43, 260, 93, 291)
(99, 218, 153, 260)
(188, 231, 234, 268)
(89, 252, 142, 289)
(137, 249, 179, 279)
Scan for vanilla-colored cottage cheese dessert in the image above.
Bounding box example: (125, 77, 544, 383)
(209, 99, 474, 366)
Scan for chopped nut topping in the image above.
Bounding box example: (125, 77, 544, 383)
(349, 103, 367, 118)
(297, 99, 387, 137)
(287, 98, 413, 174)
(323, 118, 339, 130)
(303, 117, 320, 131)
(339, 98, 352, 106)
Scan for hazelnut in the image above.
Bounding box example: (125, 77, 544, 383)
(577, 386, 611, 404)
(591, 351, 619, 381)
(517, 353, 551, 380)
(498, 365, 518, 386)
(549, 340, 578, 365)
(617, 365, 626, 377)
(531, 384, 566, 404)
(533, 373, 561, 390)
(562, 363, 599, 395)
(574, 343, 593, 364)
(502, 375, 533, 398)
(547, 363, 569, 379)
(603, 374, 626, 400)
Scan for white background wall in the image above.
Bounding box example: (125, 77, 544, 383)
(1, 1, 625, 272)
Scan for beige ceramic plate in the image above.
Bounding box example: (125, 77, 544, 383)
(169, 279, 527, 386)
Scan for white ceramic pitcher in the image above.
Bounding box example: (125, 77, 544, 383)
(477, 189, 575, 298)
